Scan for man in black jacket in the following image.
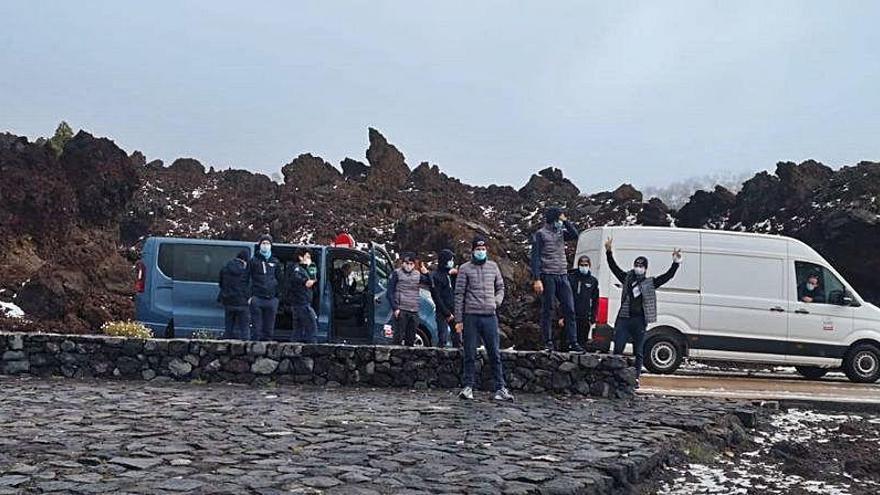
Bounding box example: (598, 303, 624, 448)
(568, 255, 600, 348)
(430, 249, 460, 348)
(218, 249, 251, 340)
(282, 248, 318, 343)
(249, 234, 283, 341)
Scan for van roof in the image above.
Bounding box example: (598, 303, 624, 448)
(586, 225, 818, 258)
(143, 236, 326, 250)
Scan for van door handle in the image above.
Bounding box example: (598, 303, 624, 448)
(769, 306, 785, 312)
(795, 309, 810, 315)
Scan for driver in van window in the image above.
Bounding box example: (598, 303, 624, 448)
(335, 263, 357, 297)
(798, 272, 826, 304)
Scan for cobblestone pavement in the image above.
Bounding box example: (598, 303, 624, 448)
(0, 376, 750, 494)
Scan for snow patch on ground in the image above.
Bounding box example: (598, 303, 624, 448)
(0, 301, 25, 319)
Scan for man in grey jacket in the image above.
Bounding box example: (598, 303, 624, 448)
(531, 207, 583, 352)
(454, 235, 514, 401)
(387, 252, 431, 346)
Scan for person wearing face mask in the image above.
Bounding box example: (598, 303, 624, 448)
(248, 234, 283, 341)
(430, 249, 460, 348)
(530, 207, 582, 352)
(455, 235, 513, 401)
(605, 237, 682, 385)
(798, 272, 826, 303)
(218, 249, 251, 340)
(282, 248, 319, 343)
(565, 255, 600, 349)
(386, 252, 431, 346)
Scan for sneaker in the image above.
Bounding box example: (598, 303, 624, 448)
(458, 387, 474, 400)
(570, 343, 586, 353)
(544, 342, 555, 352)
(493, 387, 515, 401)
(634, 378, 641, 390)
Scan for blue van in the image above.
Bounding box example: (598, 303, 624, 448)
(135, 237, 439, 345)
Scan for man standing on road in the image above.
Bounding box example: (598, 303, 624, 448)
(282, 248, 319, 343)
(531, 207, 583, 352)
(455, 235, 513, 401)
(248, 234, 282, 341)
(605, 237, 682, 386)
(218, 249, 251, 340)
(430, 249, 460, 348)
(387, 252, 431, 346)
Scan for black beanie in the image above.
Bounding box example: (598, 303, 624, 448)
(472, 234, 488, 249)
(438, 249, 455, 265)
(401, 252, 417, 262)
(634, 256, 648, 268)
(236, 249, 249, 261)
(545, 207, 562, 224)
(258, 234, 273, 244)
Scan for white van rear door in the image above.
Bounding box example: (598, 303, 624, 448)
(697, 233, 789, 361)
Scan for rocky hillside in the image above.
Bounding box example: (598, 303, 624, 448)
(1, 125, 878, 348)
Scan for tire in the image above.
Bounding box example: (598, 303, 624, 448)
(414, 327, 431, 347)
(843, 343, 880, 383)
(795, 366, 828, 380)
(644, 335, 684, 374)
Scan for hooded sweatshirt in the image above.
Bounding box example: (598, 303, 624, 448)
(430, 249, 456, 320)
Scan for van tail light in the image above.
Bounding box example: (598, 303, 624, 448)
(596, 297, 609, 325)
(135, 260, 146, 293)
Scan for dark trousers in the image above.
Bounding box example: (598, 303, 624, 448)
(576, 317, 591, 345)
(613, 316, 647, 376)
(292, 304, 318, 343)
(541, 274, 577, 346)
(394, 310, 419, 346)
(462, 314, 505, 391)
(224, 306, 250, 340)
(250, 296, 279, 341)
(435, 316, 462, 348)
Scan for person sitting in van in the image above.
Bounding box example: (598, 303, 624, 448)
(430, 249, 460, 348)
(798, 272, 826, 304)
(530, 207, 583, 353)
(565, 255, 600, 349)
(387, 252, 431, 346)
(335, 263, 357, 298)
(248, 234, 282, 341)
(605, 237, 682, 385)
(218, 249, 251, 340)
(282, 248, 318, 343)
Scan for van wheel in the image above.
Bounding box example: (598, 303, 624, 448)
(644, 335, 684, 374)
(414, 328, 430, 348)
(795, 366, 828, 380)
(843, 343, 880, 383)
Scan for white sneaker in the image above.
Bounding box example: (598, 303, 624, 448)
(458, 387, 474, 400)
(493, 387, 514, 401)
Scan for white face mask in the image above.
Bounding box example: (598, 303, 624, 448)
(806, 283, 816, 291)
(633, 266, 646, 276)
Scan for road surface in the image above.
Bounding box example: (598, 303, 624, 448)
(639, 370, 880, 407)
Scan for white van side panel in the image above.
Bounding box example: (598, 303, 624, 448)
(591, 227, 701, 335)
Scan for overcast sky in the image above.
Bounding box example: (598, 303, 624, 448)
(2, 1, 879, 192)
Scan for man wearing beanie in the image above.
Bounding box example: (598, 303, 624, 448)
(454, 234, 513, 401)
(218, 249, 251, 340)
(605, 237, 682, 386)
(530, 207, 583, 352)
(430, 248, 460, 348)
(386, 251, 431, 346)
(248, 234, 282, 341)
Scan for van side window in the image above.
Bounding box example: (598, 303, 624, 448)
(794, 261, 845, 305)
(158, 244, 245, 283)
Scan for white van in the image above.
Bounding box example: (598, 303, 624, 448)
(576, 226, 880, 383)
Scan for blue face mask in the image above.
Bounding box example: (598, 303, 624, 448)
(473, 250, 488, 262)
(579, 266, 590, 275)
(554, 220, 563, 230)
(260, 245, 271, 258)
(446, 260, 455, 269)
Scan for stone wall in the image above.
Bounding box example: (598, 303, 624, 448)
(0, 332, 636, 398)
